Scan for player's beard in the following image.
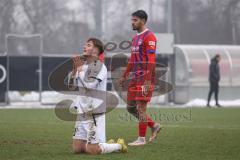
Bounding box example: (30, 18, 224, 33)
(132, 24, 138, 30)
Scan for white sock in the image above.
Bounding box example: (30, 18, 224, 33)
(139, 137, 146, 141)
(99, 143, 121, 154)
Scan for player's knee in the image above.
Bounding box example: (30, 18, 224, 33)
(72, 140, 86, 154)
(137, 107, 145, 114)
(137, 108, 147, 121)
(72, 146, 83, 154)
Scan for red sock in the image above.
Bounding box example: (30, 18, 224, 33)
(147, 116, 155, 128)
(139, 122, 147, 137)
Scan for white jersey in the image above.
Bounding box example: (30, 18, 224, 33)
(72, 61, 107, 143)
(73, 62, 107, 115)
(77, 62, 107, 91)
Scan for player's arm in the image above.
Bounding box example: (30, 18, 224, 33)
(122, 53, 134, 79)
(67, 71, 77, 90)
(118, 53, 134, 87)
(68, 56, 84, 90)
(143, 35, 157, 92)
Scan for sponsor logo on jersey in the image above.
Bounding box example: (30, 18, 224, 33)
(138, 39, 143, 45)
(148, 41, 156, 46)
(131, 46, 139, 52)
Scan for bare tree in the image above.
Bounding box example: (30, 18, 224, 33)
(0, 0, 14, 53)
(170, 0, 240, 44)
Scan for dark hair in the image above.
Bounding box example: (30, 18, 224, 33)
(132, 10, 148, 23)
(214, 54, 220, 59)
(87, 38, 104, 55)
(212, 54, 220, 61)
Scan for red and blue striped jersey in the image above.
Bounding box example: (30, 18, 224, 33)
(123, 29, 157, 83)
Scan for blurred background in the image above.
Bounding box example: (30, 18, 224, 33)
(0, 0, 240, 54)
(0, 0, 240, 107)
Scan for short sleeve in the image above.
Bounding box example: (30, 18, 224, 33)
(145, 34, 157, 55)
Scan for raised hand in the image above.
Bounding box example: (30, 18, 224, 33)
(72, 55, 84, 75)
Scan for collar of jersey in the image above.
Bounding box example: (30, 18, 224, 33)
(137, 28, 149, 36)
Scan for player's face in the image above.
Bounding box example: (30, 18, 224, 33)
(83, 41, 97, 57)
(131, 16, 144, 30)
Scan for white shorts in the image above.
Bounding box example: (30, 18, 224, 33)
(72, 114, 106, 144)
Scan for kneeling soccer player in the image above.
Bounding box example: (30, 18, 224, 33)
(69, 38, 127, 155)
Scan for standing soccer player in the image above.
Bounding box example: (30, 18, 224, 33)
(69, 38, 127, 154)
(118, 10, 161, 146)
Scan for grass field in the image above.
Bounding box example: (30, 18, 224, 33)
(0, 107, 240, 160)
